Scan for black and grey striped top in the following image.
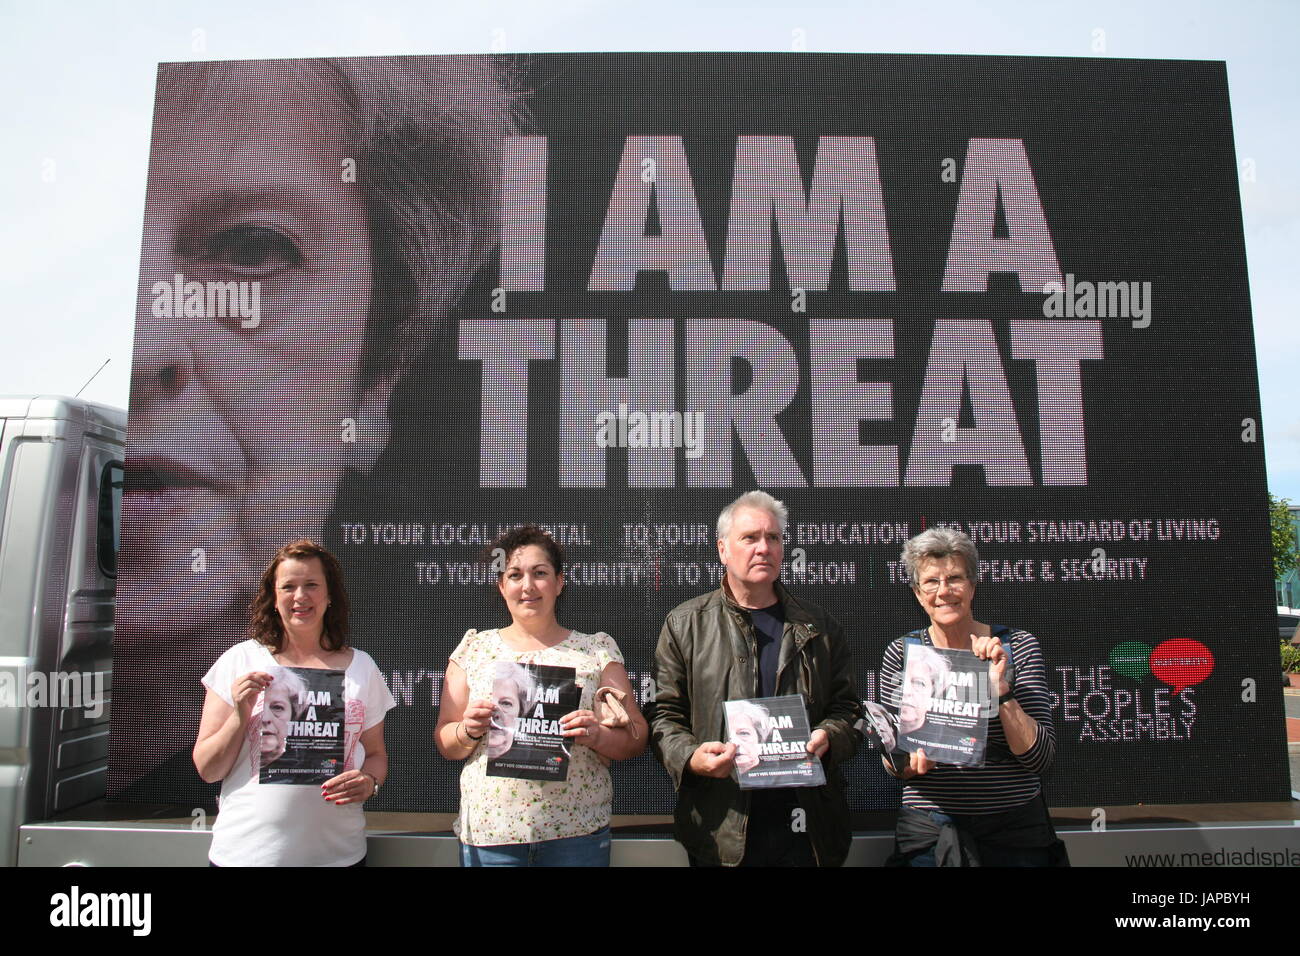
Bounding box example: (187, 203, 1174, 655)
(879, 627, 1056, 815)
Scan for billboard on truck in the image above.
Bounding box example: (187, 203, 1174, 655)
(110, 52, 1288, 812)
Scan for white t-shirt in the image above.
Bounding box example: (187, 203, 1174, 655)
(202, 640, 396, 867)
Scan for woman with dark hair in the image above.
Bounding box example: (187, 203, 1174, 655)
(878, 527, 1062, 866)
(193, 539, 395, 866)
(436, 525, 648, 867)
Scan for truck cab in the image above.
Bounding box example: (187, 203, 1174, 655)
(0, 396, 124, 866)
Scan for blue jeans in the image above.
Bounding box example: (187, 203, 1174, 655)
(903, 809, 1054, 867)
(459, 827, 611, 867)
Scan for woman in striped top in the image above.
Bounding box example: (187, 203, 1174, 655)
(879, 527, 1064, 866)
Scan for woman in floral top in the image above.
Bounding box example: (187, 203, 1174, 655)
(436, 525, 648, 866)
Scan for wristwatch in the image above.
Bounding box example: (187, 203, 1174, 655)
(362, 770, 381, 796)
(998, 690, 1016, 706)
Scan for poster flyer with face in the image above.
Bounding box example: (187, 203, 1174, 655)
(898, 640, 990, 766)
(725, 694, 827, 789)
(258, 667, 345, 785)
(485, 661, 579, 782)
(861, 700, 911, 776)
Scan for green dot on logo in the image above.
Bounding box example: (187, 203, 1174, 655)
(1109, 642, 1152, 679)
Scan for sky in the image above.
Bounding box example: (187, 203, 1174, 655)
(2, 0, 1297, 496)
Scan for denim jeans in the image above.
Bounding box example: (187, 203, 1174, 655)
(902, 808, 1054, 867)
(459, 827, 612, 867)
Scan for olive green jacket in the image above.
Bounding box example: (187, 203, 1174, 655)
(650, 581, 862, 866)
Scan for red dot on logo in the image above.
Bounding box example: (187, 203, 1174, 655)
(1149, 639, 1214, 694)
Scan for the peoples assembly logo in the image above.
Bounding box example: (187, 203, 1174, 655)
(1049, 639, 1214, 742)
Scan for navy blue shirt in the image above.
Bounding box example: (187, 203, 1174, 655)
(746, 600, 799, 819)
(749, 601, 785, 697)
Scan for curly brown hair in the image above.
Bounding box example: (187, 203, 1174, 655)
(249, 539, 351, 652)
(481, 524, 564, 579)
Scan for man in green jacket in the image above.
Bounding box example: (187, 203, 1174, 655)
(651, 490, 862, 866)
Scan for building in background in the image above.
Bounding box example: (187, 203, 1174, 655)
(1277, 505, 1300, 608)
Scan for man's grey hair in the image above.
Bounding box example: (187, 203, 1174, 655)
(728, 700, 773, 740)
(265, 666, 311, 715)
(900, 527, 980, 587)
(717, 490, 789, 540)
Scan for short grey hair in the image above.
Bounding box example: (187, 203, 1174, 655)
(265, 666, 310, 715)
(905, 644, 952, 685)
(900, 527, 980, 587)
(717, 490, 789, 540)
(493, 661, 536, 712)
(728, 700, 773, 740)
(154, 56, 522, 391)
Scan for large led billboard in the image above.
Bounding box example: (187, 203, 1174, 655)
(110, 53, 1289, 813)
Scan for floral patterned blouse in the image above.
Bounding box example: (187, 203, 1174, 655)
(451, 627, 624, 846)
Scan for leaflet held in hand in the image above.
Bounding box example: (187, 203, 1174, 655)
(724, 694, 827, 789)
(897, 640, 990, 766)
(258, 667, 345, 785)
(485, 661, 580, 782)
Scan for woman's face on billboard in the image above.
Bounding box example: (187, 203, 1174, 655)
(123, 73, 384, 634)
